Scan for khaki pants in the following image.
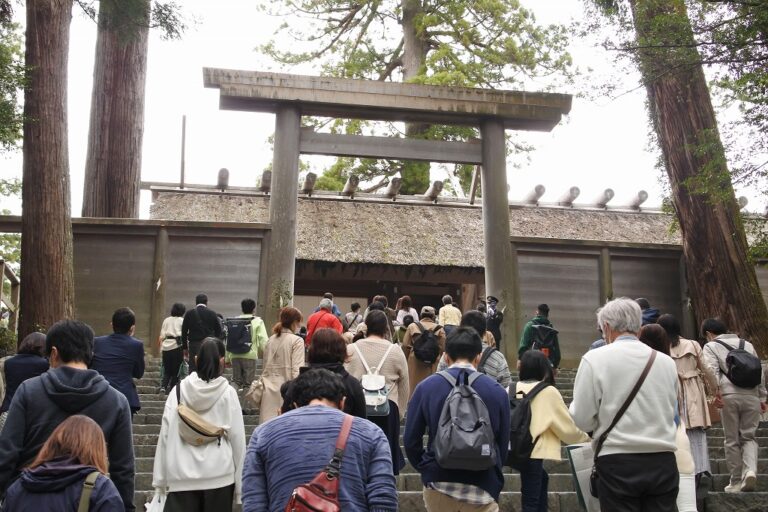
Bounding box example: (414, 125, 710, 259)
(721, 393, 761, 485)
(231, 358, 257, 388)
(423, 487, 499, 512)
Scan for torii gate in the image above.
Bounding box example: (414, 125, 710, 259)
(204, 69, 571, 361)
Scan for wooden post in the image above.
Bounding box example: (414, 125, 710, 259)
(0, 260, 4, 315)
(468, 165, 480, 205)
(265, 105, 302, 326)
(149, 227, 168, 355)
(509, 242, 522, 360)
(480, 118, 516, 362)
(598, 248, 613, 304)
(9, 280, 20, 333)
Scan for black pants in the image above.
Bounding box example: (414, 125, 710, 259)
(162, 346, 183, 391)
(188, 339, 203, 373)
(595, 452, 678, 512)
(369, 400, 405, 475)
(516, 458, 548, 512)
(164, 484, 234, 512)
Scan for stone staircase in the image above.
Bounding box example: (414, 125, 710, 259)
(132, 357, 768, 511)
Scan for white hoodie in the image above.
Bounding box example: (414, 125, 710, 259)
(152, 373, 245, 501)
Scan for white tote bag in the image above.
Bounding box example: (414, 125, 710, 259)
(145, 492, 165, 512)
(566, 443, 601, 512)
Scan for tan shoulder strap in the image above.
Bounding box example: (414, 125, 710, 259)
(77, 471, 101, 512)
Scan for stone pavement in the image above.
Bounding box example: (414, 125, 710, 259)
(132, 358, 768, 511)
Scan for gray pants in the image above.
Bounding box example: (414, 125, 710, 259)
(721, 393, 761, 485)
(231, 358, 257, 388)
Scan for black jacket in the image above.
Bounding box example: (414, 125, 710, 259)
(0, 354, 49, 413)
(181, 305, 222, 348)
(0, 366, 135, 511)
(91, 333, 145, 411)
(281, 362, 367, 419)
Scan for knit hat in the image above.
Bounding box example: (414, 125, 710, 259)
(420, 306, 436, 318)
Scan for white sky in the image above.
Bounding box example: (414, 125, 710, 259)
(0, 0, 761, 216)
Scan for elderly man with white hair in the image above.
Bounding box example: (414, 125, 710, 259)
(570, 297, 679, 512)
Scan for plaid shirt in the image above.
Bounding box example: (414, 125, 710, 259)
(428, 482, 495, 505)
(436, 343, 511, 388)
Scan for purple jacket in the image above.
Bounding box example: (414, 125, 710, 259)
(1, 457, 123, 511)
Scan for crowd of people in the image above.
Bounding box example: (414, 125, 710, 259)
(0, 291, 765, 512)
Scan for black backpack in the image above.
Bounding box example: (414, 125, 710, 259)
(412, 323, 442, 364)
(507, 380, 551, 467)
(531, 325, 558, 359)
(224, 316, 253, 354)
(713, 339, 762, 389)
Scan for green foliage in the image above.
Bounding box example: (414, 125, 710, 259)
(0, 178, 20, 272)
(259, 0, 573, 195)
(0, 328, 16, 357)
(584, 0, 768, 197)
(75, 0, 186, 40)
(0, 22, 23, 153)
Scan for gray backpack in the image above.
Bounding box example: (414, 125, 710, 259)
(433, 369, 497, 471)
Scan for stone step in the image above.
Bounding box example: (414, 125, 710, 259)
(130, 488, 768, 512)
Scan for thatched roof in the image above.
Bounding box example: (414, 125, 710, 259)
(150, 190, 682, 267)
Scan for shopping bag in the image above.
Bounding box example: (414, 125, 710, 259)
(566, 443, 601, 512)
(178, 361, 189, 379)
(145, 492, 165, 512)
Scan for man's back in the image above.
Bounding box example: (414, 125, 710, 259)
(91, 333, 145, 410)
(242, 406, 397, 512)
(703, 334, 766, 398)
(181, 305, 222, 343)
(570, 338, 678, 456)
(0, 366, 135, 511)
(404, 367, 510, 499)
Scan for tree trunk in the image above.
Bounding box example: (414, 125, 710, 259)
(81, 0, 149, 218)
(400, 0, 430, 195)
(629, 0, 768, 357)
(19, 0, 75, 337)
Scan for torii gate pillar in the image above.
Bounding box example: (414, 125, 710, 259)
(481, 119, 518, 360)
(265, 105, 301, 324)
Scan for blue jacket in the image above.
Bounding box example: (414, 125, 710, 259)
(404, 366, 511, 501)
(1, 457, 123, 512)
(91, 333, 145, 411)
(242, 406, 398, 512)
(0, 354, 49, 413)
(0, 367, 134, 510)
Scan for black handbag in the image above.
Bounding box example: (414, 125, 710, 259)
(590, 350, 657, 498)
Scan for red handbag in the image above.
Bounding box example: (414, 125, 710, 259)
(284, 414, 354, 512)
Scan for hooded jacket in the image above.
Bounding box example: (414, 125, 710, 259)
(0, 366, 134, 511)
(153, 372, 245, 502)
(1, 457, 123, 512)
(518, 315, 561, 368)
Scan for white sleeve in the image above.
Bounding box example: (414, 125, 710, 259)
(569, 357, 600, 434)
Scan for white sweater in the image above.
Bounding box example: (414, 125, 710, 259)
(569, 337, 678, 457)
(152, 373, 245, 500)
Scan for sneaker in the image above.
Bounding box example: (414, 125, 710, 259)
(724, 482, 741, 493)
(741, 470, 757, 492)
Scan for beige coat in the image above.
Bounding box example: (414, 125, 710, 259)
(670, 337, 716, 429)
(259, 329, 304, 424)
(401, 319, 447, 398)
(346, 336, 409, 418)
